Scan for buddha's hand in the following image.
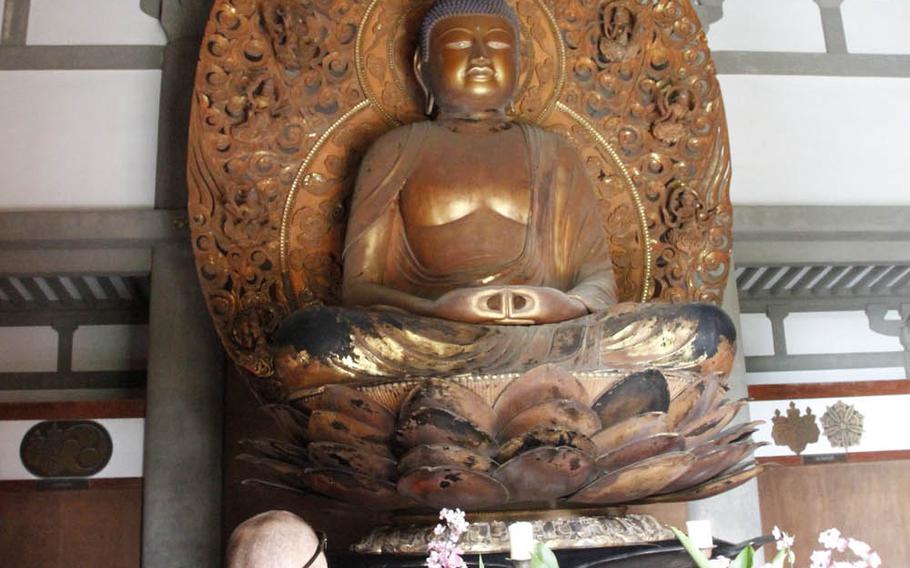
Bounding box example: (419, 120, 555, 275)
(431, 286, 588, 325)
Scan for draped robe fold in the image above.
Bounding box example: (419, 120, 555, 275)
(273, 122, 736, 391)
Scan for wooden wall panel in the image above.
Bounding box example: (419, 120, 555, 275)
(0, 479, 142, 568)
(757, 460, 910, 565)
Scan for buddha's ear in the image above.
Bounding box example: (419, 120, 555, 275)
(413, 49, 433, 115)
(413, 49, 427, 93)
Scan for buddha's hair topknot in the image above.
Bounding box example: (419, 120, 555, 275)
(419, 0, 520, 61)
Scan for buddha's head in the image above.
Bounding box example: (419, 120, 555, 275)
(417, 0, 520, 118)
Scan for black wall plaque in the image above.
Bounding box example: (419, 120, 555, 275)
(20, 420, 113, 478)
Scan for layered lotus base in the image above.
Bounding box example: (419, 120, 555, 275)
(241, 364, 764, 512)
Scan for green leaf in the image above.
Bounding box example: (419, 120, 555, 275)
(530, 542, 560, 568)
(730, 544, 754, 568)
(670, 527, 714, 568)
(477, 553, 485, 568)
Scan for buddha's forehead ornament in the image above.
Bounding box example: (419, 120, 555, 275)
(418, 0, 521, 60)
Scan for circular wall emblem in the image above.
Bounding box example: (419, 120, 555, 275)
(20, 420, 113, 478)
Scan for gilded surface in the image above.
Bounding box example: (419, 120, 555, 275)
(187, 0, 732, 389)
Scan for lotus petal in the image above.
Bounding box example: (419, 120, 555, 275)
(592, 370, 670, 427)
(315, 384, 395, 432)
(662, 441, 763, 493)
(681, 399, 747, 440)
(494, 446, 595, 503)
(307, 410, 393, 458)
(670, 376, 726, 430)
(236, 454, 305, 483)
(300, 467, 402, 510)
(239, 438, 310, 468)
(269, 404, 310, 443)
(399, 444, 496, 474)
(308, 441, 397, 481)
(666, 378, 709, 429)
(596, 433, 685, 471)
(569, 451, 694, 505)
(697, 420, 763, 448)
(591, 411, 669, 455)
(497, 428, 596, 463)
(241, 478, 361, 510)
(493, 365, 587, 431)
(499, 399, 600, 441)
(396, 407, 495, 456)
(398, 466, 509, 510)
(636, 462, 764, 503)
(400, 379, 496, 435)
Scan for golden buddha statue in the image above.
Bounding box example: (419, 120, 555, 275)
(189, 0, 763, 525)
(270, 0, 735, 392)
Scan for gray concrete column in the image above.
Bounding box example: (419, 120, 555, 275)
(143, 243, 225, 568)
(687, 263, 764, 546)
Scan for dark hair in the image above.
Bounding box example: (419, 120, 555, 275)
(418, 0, 520, 61)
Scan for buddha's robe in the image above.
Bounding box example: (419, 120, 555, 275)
(273, 123, 735, 392)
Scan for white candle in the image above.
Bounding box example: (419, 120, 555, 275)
(686, 520, 714, 550)
(508, 522, 534, 561)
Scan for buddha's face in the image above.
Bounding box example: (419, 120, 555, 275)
(423, 14, 519, 115)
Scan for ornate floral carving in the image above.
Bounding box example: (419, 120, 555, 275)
(188, 0, 732, 397)
(821, 400, 865, 450)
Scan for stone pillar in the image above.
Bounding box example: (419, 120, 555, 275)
(687, 263, 764, 546)
(143, 243, 225, 568)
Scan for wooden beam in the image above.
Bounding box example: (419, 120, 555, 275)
(0, 209, 187, 249)
(0, 399, 145, 420)
(748, 379, 910, 401)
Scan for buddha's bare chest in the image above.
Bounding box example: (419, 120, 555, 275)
(400, 137, 530, 228)
(397, 131, 531, 271)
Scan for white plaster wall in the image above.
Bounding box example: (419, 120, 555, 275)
(721, 75, 910, 205)
(72, 325, 149, 372)
(740, 313, 775, 357)
(0, 327, 58, 372)
(0, 418, 144, 480)
(749, 395, 910, 457)
(843, 0, 910, 55)
(27, 0, 166, 46)
(785, 311, 903, 354)
(706, 0, 826, 53)
(0, 70, 161, 209)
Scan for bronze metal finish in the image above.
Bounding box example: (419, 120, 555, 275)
(187, 0, 748, 517)
(188, 0, 733, 385)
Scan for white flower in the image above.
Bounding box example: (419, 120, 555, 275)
(867, 552, 882, 568)
(810, 549, 832, 568)
(818, 528, 841, 549)
(847, 538, 872, 559)
(772, 526, 795, 550)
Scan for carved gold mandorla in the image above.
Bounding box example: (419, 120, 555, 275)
(188, 0, 733, 398)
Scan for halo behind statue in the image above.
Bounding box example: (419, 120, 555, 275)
(188, 0, 732, 382)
